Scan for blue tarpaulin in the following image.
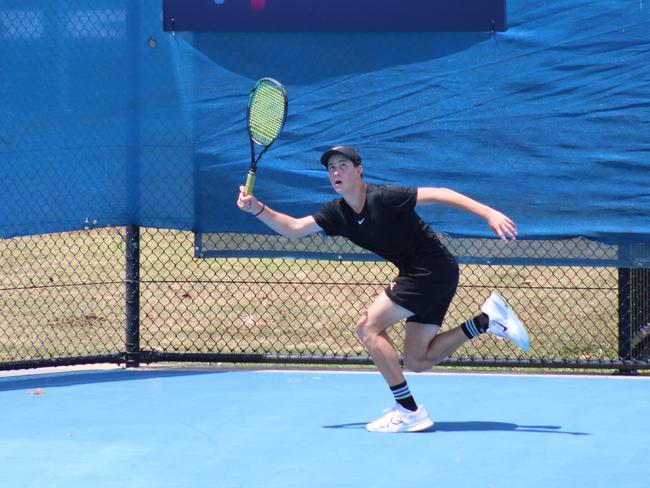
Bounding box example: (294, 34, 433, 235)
(1, 0, 649, 261)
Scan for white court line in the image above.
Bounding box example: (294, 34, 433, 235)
(252, 368, 650, 381)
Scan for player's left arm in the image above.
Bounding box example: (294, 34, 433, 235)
(416, 187, 517, 241)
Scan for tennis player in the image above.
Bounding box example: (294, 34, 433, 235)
(237, 145, 530, 433)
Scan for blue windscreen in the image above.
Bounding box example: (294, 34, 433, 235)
(1, 0, 649, 266)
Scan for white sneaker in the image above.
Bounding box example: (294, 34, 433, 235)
(366, 404, 434, 433)
(481, 292, 530, 351)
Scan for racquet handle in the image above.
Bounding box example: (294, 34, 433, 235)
(244, 170, 256, 195)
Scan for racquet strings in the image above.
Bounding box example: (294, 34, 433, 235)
(248, 81, 286, 146)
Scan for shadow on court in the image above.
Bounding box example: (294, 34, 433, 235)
(0, 369, 223, 392)
(323, 420, 590, 436)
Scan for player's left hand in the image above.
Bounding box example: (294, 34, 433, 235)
(485, 209, 517, 241)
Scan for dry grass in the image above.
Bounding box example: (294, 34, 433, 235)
(0, 228, 620, 365)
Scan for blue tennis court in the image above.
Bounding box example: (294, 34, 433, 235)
(2, 2, 649, 486)
(1, 368, 648, 488)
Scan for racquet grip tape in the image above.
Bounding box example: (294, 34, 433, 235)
(245, 170, 256, 195)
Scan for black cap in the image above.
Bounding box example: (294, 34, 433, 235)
(320, 146, 362, 168)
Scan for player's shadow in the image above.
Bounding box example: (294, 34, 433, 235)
(323, 420, 590, 436)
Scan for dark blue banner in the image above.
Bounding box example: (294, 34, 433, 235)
(163, 0, 506, 32)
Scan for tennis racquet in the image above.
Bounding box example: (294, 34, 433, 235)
(244, 77, 288, 195)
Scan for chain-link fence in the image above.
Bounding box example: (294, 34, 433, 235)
(1, 1, 648, 372)
(1, 227, 648, 372)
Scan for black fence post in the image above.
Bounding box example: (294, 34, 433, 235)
(124, 0, 141, 368)
(618, 268, 632, 361)
(618, 267, 650, 371)
(125, 225, 141, 367)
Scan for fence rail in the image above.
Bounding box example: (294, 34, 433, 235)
(1, 226, 648, 372)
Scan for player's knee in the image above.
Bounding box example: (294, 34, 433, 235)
(355, 322, 369, 344)
(355, 314, 375, 345)
(403, 354, 429, 373)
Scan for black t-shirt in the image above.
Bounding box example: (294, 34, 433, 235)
(313, 184, 455, 272)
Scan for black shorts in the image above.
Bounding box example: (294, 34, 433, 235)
(384, 254, 459, 326)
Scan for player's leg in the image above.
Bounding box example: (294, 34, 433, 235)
(356, 291, 434, 433)
(397, 271, 470, 372)
(355, 291, 411, 387)
(403, 322, 469, 372)
(403, 292, 530, 373)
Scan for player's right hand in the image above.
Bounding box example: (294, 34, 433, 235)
(237, 185, 263, 215)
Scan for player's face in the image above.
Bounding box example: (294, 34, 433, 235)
(327, 156, 362, 193)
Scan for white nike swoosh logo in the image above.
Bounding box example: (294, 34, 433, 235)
(357, 218, 365, 224)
